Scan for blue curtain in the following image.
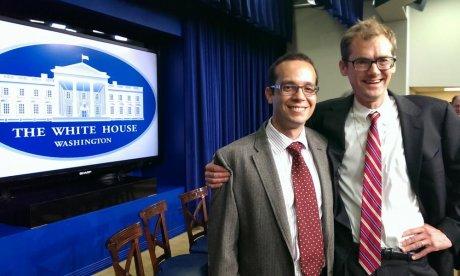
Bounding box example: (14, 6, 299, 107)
(196, 0, 293, 40)
(317, 0, 363, 27)
(183, 17, 285, 190)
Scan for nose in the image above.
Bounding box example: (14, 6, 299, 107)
(292, 87, 307, 100)
(368, 61, 380, 74)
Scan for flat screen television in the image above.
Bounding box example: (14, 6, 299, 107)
(0, 17, 159, 185)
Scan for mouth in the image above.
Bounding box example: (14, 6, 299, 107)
(362, 78, 383, 85)
(288, 106, 308, 112)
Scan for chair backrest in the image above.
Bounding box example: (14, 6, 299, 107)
(106, 222, 145, 276)
(139, 200, 171, 273)
(179, 186, 209, 249)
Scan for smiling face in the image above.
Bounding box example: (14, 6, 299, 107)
(265, 60, 317, 139)
(339, 35, 395, 109)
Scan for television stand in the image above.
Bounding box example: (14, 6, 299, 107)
(0, 175, 156, 227)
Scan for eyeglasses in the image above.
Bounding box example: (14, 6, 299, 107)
(270, 83, 319, 97)
(345, 57, 396, 71)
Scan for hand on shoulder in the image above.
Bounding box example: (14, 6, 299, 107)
(205, 162, 230, 189)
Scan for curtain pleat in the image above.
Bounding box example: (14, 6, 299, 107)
(197, 0, 292, 40)
(316, 0, 363, 27)
(184, 17, 283, 190)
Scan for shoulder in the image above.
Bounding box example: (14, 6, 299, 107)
(400, 94, 449, 108)
(216, 132, 259, 157)
(308, 95, 352, 131)
(395, 94, 452, 115)
(214, 131, 263, 172)
(311, 95, 353, 120)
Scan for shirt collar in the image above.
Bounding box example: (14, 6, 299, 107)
(266, 118, 309, 155)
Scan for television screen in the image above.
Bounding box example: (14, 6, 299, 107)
(0, 18, 158, 182)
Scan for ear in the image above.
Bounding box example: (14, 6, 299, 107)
(265, 87, 274, 104)
(339, 59, 348, 76)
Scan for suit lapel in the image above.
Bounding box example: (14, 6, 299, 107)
(323, 96, 353, 229)
(306, 130, 334, 264)
(322, 95, 353, 155)
(306, 130, 333, 223)
(392, 93, 423, 196)
(252, 126, 295, 258)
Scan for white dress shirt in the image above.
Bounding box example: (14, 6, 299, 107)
(266, 119, 323, 276)
(339, 93, 424, 248)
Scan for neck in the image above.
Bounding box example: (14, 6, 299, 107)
(355, 95, 386, 109)
(281, 129, 303, 140)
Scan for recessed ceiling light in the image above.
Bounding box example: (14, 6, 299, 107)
(30, 19, 45, 24)
(92, 30, 105, 34)
(444, 87, 460, 92)
(114, 35, 128, 42)
(51, 23, 66, 30)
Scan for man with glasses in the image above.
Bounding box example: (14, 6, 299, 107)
(206, 18, 460, 276)
(208, 53, 334, 276)
(308, 17, 459, 276)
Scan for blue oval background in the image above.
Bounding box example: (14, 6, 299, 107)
(0, 44, 156, 158)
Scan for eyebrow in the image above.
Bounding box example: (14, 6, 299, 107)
(280, 81, 315, 85)
(350, 56, 393, 60)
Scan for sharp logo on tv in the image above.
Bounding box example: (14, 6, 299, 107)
(0, 19, 158, 179)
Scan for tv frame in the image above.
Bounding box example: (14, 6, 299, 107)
(0, 16, 161, 188)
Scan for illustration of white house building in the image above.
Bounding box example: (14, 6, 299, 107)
(0, 59, 144, 121)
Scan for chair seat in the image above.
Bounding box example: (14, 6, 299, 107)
(158, 253, 208, 276)
(190, 236, 208, 254)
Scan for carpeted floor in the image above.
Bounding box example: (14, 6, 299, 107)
(96, 232, 460, 276)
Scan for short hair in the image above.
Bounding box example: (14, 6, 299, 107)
(267, 52, 318, 86)
(452, 95, 460, 103)
(340, 17, 397, 61)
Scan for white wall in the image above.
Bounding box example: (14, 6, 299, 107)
(385, 20, 408, 94)
(293, 7, 349, 101)
(408, 0, 460, 87)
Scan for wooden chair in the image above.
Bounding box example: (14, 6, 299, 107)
(106, 222, 145, 276)
(139, 200, 207, 276)
(179, 186, 208, 254)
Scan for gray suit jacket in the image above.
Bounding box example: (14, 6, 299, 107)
(208, 123, 334, 276)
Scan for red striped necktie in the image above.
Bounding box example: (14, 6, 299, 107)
(358, 111, 382, 275)
(287, 142, 325, 276)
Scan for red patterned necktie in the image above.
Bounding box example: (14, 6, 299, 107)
(358, 112, 382, 275)
(287, 142, 325, 276)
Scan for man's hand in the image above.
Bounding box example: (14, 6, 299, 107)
(205, 162, 230, 189)
(400, 223, 452, 260)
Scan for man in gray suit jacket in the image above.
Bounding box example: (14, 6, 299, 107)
(208, 53, 334, 276)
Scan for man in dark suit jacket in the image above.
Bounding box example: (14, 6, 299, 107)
(308, 92, 459, 275)
(206, 18, 460, 276)
(208, 53, 334, 275)
(306, 18, 459, 276)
